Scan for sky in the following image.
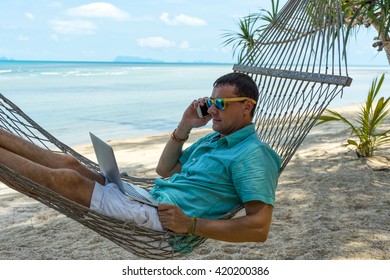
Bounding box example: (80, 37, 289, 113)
(0, 0, 388, 65)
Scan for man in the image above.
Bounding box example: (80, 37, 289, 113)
(0, 72, 280, 245)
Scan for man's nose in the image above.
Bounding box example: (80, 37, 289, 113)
(207, 104, 218, 115)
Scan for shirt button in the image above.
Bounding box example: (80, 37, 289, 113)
(192, 158, 197, 162)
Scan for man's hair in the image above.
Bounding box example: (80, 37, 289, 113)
(213, 72, 259, 116)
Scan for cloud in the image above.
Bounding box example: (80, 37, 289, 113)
(24, 12, 35, 20)
(67, 2, 129, 21)
(137, 36, 176, 48)
(160, 12, 207, 26)
(49, 19, 97, 35)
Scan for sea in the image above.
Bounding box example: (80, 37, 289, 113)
(0, 60, 389, 146)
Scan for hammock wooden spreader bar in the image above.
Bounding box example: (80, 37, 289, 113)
(0, 0, 352, 259)
(233, 65, 352, 87)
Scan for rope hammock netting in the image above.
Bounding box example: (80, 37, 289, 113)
(0, 0, 352, 259)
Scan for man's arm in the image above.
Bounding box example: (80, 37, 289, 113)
(155, 125, 188, 178)
(158, 201, 273, 242)
(155, 99, 211, 178)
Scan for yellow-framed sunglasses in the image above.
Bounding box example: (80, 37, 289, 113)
(206, 97, 256, 110)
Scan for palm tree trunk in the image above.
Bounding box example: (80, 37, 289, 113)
(384, 47, 390, 65)
(371, 22, 390, 65)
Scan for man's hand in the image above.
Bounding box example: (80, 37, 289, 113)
(157, 203, 192, 234)
(156, 98, 211, 178)
(177, 99, 212, 135)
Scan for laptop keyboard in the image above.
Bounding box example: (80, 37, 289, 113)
(123, 182, 151, 203)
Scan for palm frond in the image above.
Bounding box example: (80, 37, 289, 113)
(220, 15, 260, 62)
(317, 109, 361, 137)
(316, 73, 389, 157)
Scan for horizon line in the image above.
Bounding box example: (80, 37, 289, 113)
(0, 58, 388, 67)
(0, 57, 234, 65)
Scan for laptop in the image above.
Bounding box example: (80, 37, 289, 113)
(89, 132, 159, 207)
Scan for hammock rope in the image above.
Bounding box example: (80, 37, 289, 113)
(234, 0, 352, 172)
(0, 0, 352, 259)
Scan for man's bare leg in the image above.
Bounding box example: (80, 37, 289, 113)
(0, 129, 104, 185)
(0, 147, 94, 207)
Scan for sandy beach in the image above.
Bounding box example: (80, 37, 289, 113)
(0, 105, 389, 260)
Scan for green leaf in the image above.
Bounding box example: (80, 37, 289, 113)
(315, 115, 341, 125)
(347, 139, 358, 147)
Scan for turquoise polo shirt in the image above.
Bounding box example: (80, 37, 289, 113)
(150, 124, 281, 220)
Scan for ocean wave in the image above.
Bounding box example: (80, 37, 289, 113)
(63, 70, 81, 76)
(0, 70, 12, 74)
(76, 70, 130, 76)
(40, 72, 62, 75)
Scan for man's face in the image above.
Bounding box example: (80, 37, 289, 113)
(208, 85, 252, 136)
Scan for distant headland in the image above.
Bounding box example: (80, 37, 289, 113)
(113, 56, 164, 63)
(0, 57, 14, 61)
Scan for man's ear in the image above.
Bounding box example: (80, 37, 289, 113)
(242, 100, 254, 116)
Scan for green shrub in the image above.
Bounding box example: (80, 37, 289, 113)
(316, 73, 390, 157)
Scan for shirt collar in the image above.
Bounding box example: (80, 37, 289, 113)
(217, 123, 256, 148)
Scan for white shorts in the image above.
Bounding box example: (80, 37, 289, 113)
(90, 181, 164, 232)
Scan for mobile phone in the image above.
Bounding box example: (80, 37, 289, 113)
(196, 103, 209, 118)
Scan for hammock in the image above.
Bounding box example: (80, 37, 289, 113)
(0, 0, 352, 259)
